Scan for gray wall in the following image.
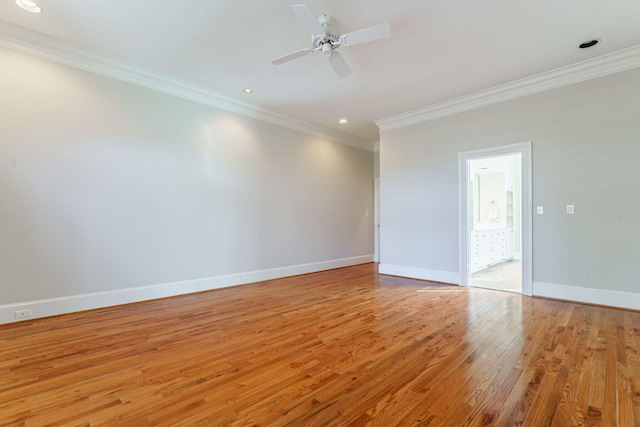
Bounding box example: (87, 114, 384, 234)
(0, 46, 373, 306)
(380, 67, 640, 293)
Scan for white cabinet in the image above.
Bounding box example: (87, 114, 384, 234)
(505, 190, 516, 258)
(506, 191, 514, 228)
(471, 229, 510, 273)
(506, 228, 516, 258)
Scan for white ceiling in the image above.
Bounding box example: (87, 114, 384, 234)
(2, 0, 640, 143)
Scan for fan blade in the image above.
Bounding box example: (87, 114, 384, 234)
(340, 22, 391, 46)
(271, 48, 313, 65)
(328, 52, 352, 78)
(291, 4, 324, 34)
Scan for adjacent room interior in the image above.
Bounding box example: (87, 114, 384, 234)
(468, 153, 523, 294)
(1, 1, 640, 425)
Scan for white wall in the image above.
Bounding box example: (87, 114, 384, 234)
(476, 172, 506, 226)
(0, 47, 373, 322)
(380, 67, 640, 308)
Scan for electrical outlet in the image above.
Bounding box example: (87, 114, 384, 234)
(14, 309, 32, 319)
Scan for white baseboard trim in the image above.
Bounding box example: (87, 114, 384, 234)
(378, 264, 459, 285)
(0, 255, 373, 324)
(533, 281, 640, 311)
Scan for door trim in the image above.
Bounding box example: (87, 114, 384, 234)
(458, 142, 532, 296)
(374, 178, 380, 263)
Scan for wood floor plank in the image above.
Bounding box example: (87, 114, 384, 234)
(624, 311, 640, 424)
(1, 263, 639, 426)
(551, 304, 593, 427)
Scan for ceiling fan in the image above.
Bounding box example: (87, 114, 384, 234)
(271, 4, 391, 78)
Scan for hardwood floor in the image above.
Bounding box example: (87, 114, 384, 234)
(1, 263, 638, 426)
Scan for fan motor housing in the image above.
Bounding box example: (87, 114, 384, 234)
(312, 33, 340, 50)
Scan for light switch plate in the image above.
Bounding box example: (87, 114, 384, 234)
(566, 205, 575, 214)
(537, 206, 543, 214)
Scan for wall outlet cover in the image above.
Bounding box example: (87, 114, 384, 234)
(14, 309, 32, 319)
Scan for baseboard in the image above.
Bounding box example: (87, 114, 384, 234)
(378, 264, 459, 285)
(376, 269, 640, 311)
(0, 255, 373, 324)
(533, 281, 640, 311)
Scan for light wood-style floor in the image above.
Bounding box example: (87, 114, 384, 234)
(1, 263, 638, 426)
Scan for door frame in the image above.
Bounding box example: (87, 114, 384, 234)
(458, 142, 532, 296)
(373, 178, 380, 262)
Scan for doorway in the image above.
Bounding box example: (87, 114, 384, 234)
(458, 142, 532, 295)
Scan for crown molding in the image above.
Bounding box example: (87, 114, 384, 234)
(375, 44, 640, 132)
(0, 20, 373, 151)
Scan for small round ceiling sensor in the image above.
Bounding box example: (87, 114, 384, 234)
(579, 39, 600, 49)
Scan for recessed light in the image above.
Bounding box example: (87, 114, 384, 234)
(16, 0, 41, 13)
(243, 88, 253, 94)
(579, 39, 600, 49)
(338, 118, 348, 124)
